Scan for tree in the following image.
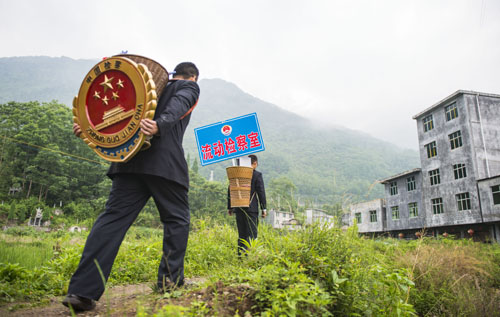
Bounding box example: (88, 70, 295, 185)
(191, 158, 199, 174)
(17, 206, 26, 224)
(0, 101, 109, 204)
(268, 176, 298, 212)
(188, 164, 228, 222)
(7, 203, 16, 221)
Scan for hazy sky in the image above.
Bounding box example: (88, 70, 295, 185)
(1, 0, 499, 149)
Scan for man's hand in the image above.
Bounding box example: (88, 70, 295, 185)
(228, 209, 233, 216)
(140, 119, 159, 136)
(73, 123, 82, 137)
(262, 209, 267, 218)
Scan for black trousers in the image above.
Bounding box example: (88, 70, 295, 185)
(67, 174, 189, 300)
(234, 208, 258, 255)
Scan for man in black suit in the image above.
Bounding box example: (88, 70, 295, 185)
(63, 62, 200, 312)
(228, 155, 267, 255)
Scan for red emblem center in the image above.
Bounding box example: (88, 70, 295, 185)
(85, 70, 136, 134)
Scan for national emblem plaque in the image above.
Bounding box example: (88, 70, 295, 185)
(73, 56, 167, 162)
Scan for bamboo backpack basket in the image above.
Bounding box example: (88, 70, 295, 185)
(226, 166, 254, 208)
(114, 54, 169, 96)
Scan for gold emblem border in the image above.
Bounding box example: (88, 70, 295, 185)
(72, 56, 158, 162)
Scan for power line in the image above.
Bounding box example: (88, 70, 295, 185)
(0, 135, 107, 165)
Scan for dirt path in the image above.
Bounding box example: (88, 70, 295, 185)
(2, 283, 153, 316)
(1, 279, 257, 316)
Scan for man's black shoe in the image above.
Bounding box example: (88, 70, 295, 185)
(62, 294, 96, 311)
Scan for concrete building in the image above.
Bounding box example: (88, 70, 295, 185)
(349, 199, 386, 233)
(305, 209, 336, 228)
(282, 218, 302, 230)
(265, 209, 337, 230)
(477, 176, 500, 240)
(350, 90, 500, 242)
(379, 169, 424, 234)
(265, 209, 295, 229)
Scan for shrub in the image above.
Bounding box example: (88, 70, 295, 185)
(7, 203, 16, 221)
(0, 262, 65, 303)
(184, 219, 238, 277)
(239, 259, 332, 316)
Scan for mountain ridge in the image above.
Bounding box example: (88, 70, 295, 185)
(0, 56, 419, 203)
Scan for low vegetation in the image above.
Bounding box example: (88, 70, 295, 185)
(1, 220, 499, 316)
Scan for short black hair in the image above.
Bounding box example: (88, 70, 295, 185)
(249, 155, 258, 165)
(174, 62, 199, 81)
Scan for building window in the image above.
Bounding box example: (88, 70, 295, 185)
(369, 210, 377, 222)
(429, 169, 440, 186)
(391, 206, 400, 220)
(355, 212, 362, 224)
(390, 181, 398, 195)
(409, 202, 418, 218)
(445, 102, 458, 121)
(453, 163, 467, 179)
(449, 131, 463, 150)
(456, 192, 471, 211)
(432, 198, 443, 214)
(492, 185, 500, 205)
(407, 176, 416, 191)
(425, 141, 437, 158)
(423, 115, 434, 132)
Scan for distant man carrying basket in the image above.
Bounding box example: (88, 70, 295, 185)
(227, 154, 267, 255)
(63, 61, 199, 312)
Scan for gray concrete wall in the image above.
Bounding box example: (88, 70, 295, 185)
(465, 94, 500, 179)
(349, 199, 385, 232)
(416, 94, 483, 227)
(477, 176, 500, 222)
(384, 171, 424, 231)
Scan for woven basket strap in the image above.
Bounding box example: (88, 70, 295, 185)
(249, 192, 256, 205)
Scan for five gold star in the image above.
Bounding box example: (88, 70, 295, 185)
(102, 95, 110, 106)
(116, 79, 124, 89)
(93, 91, 101, 99)
(112, 91, 119, 100)
(100, 75, 114, 92)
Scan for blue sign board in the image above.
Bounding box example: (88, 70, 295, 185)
(194, 113, 265, 166)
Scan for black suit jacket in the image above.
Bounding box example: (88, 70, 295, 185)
(228, 169, 267, 213)
(107, 79, 200, 189)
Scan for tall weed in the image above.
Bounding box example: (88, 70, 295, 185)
(396, 238, 500, 316)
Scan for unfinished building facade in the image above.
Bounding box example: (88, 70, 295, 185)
(350, 90, 500, 242)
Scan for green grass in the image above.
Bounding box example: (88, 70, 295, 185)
(0, 221, 499, 316)
(0, 239, 53, 269)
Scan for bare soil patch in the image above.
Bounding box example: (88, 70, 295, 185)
(2, 283, 152, 316)
(1, 279, 258, 316)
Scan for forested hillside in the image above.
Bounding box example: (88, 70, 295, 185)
(0, 56, 420, 204)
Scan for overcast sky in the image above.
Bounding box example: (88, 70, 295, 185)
(1, 0, 499, 149)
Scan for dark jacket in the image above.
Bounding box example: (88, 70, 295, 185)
(107, 79, 200, 189)
(228, 169, 267, 213)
